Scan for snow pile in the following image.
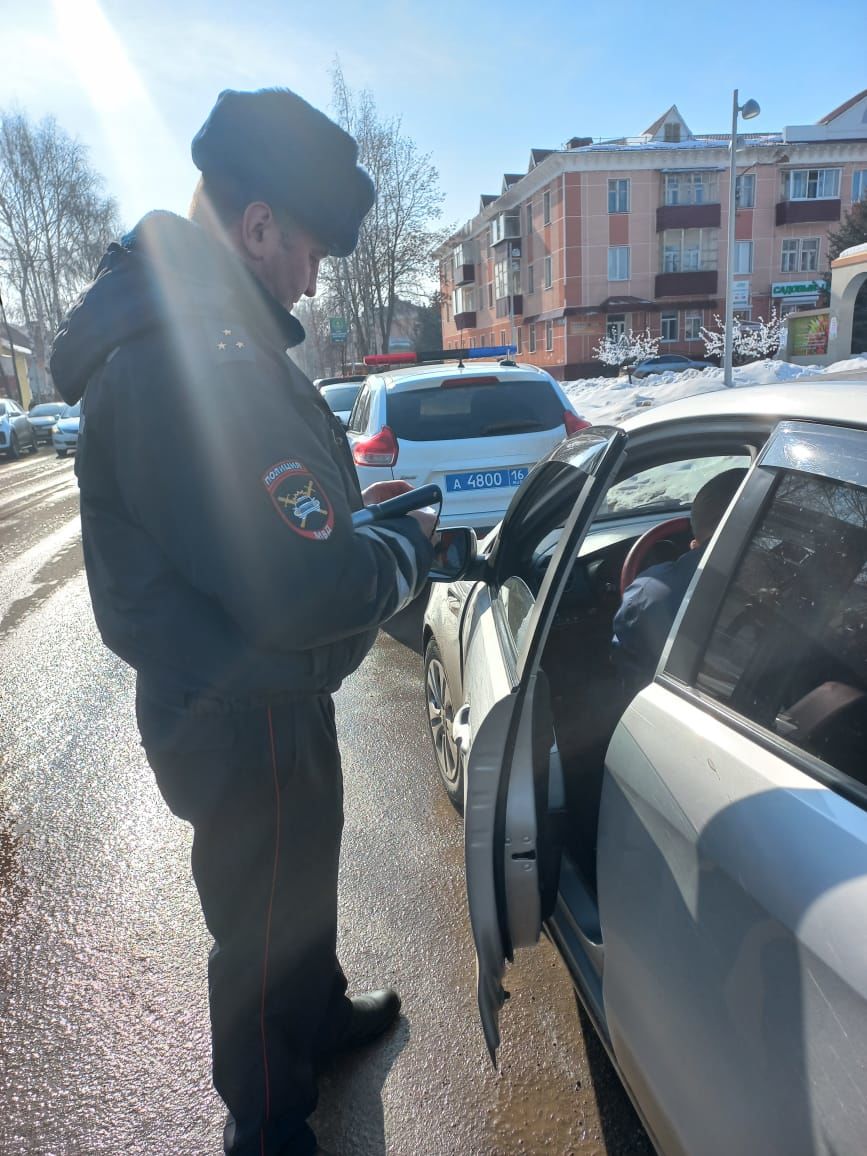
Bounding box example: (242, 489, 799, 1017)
(563, 354, 867, 426)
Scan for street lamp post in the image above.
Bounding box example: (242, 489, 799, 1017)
(723, 89, 760, 387)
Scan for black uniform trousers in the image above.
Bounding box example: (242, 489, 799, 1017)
(140, 688, 353, 1156)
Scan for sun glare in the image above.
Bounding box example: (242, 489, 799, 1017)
(51, 0, 182, 210)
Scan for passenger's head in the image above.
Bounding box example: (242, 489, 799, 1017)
(188, 87, 375, 309)
(690, 467, 749, 547)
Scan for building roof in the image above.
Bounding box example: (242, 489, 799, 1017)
(529, 148, 554, 167)
(0, 323, 32, 354)
(819, 88, 867, 125)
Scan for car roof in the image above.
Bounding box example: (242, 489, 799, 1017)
(368, 359, 557, 393)
(621, 379, 867, 435)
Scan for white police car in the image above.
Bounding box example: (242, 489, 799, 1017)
(344, 348, 587, 533)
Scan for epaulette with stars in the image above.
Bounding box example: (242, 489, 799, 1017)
(205, 322, 257, 365)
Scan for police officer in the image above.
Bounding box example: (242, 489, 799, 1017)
(51, 88, 435, 1156)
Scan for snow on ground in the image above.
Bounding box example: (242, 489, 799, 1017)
(563, 354, 867, 426)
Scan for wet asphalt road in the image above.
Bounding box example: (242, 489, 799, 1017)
(0, 451, 652, 1156)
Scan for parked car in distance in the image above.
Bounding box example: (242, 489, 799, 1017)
(319, 381, 363, 426)
(629, 353, 715, 379)
(313, 373, 366, 391)
(52, 401, 81, 457)
(345, 358, 589, 533)
(423, 379, 867, 1156)
(0, 397, 39, 458)
(27, 401, 66, 445)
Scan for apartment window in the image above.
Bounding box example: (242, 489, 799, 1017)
(736, 173, 756, 208)
(544, 255, 553, 288)
(454, 287, 474, 314)
(662, 228, 718, 272)
(494, 260, 509, 300)
(661, 312, 678, 342)
(500, 329, 507, 346)
(528, 324, 537, 353)
(781, 237, 820, 273)
(527, 264, 535, 295)
(607, 246, 630, 281)
(853, 171, 867, 202)
(543, 190, 551, 224)
(664, 122, 681, 143)
(469, 337, 475, 349)
(608, 178, 630, 213)
(734, 241, 753, 274)
(684, 312, 703, 340)
(488, 282, 494, 308)
(664, 171, 719, 206)
(516, 327, 523, 353)
(545, 320, 554, 352)
(526, 202, 534, 233)
(783, 168, 841, 201)
(607, 314, 626, 339)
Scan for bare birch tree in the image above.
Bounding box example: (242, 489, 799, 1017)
(322, 63, 447, 357)
(0, 110, 120, 391)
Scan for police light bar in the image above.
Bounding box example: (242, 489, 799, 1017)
(363, 345, 517, 369)
(468, 346, 516, 359)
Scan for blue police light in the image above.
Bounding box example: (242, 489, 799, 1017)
(467, 345, 517, 359)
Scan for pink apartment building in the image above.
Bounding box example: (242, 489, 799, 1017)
(436, 90, 867, 379)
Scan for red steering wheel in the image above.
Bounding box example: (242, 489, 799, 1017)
(620, 517, 692, 595)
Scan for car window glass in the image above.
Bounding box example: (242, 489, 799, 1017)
(321, 384, 360, 411)
(347, 385, 371, 432)
(598, 454, 750, 519)
(695, 470, 867, 787)
(498, 576, 536, 654)
(386, 379, 563, 441)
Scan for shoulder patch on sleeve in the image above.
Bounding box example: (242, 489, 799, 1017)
(262, 460, 335, 541)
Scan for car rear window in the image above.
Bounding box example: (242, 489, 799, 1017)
(386, 379, 563, 441)
(321, 384, 361, 410)
(30, 404, 63, 416)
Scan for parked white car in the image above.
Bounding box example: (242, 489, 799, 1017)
(345, 359, 588, 533)
(423, 379, 867, 1156)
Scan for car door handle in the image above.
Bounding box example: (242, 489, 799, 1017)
(446, 586, 461, 613)
(452, 704, 471, 752)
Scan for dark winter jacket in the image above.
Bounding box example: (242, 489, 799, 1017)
(51, 213, 432, 742)
(612, 545, 704, 675)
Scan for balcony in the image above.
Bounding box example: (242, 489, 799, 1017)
(655, 270, 718, 297)
(454, 311, 477, 331)
(495, 294, 523, 318)
(775, 198, 841, 225)
(490, 213, 521, 246)
(656, 203, 721, 231)
(455, 263, 475, 286)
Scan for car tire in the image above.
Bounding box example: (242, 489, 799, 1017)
(28, 433, 38, 453)
(424, 638, 464, 812)
(56, 449, 67, 458)
(7, 432, 20, 460)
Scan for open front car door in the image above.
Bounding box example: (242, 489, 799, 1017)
(461, 427, 627, 1061)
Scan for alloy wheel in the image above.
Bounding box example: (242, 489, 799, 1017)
(426, 654, 460, 788)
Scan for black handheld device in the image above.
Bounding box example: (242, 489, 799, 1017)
(351, 484, 442, 528)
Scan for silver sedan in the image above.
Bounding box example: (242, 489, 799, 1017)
(423, 379, 867, 1156)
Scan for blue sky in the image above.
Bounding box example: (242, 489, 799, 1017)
(4, 0, 866, 236)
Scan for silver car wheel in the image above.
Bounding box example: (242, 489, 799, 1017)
(424, 641, 464, 810)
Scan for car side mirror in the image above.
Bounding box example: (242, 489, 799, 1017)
(429, 527, 482, 582)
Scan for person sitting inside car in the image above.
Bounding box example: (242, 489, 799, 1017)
(613, 467, 748, 681)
